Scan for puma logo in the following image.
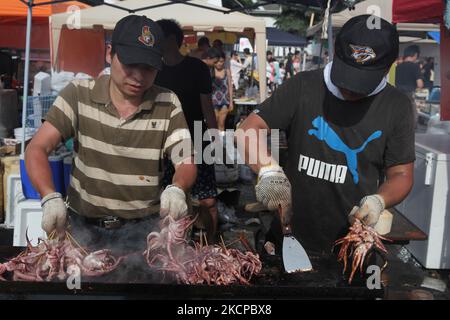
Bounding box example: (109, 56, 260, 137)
(308, 116, 382, 184)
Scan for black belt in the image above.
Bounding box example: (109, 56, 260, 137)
(69, 212, 154, 230)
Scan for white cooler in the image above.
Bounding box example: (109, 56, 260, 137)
(396, 134, 450, 269)
(13, 199, 46, 247)
(4, 173, 25, 228)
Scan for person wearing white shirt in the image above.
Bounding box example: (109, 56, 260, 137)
(230, 51, 244, 90)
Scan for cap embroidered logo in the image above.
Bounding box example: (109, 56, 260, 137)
(349, 44, 376, 64)
(138, 26, 155, 47)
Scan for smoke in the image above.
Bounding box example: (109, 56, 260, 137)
(68, 213, 172, 284)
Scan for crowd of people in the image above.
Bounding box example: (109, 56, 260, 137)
(265, 50, 302, 92)
(264, 49, 332, 93)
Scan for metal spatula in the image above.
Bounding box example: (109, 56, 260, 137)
(279, 205, 313, 273)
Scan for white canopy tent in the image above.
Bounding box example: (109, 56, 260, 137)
(49, 0, 268, 101)
(307, 0, 439, 37)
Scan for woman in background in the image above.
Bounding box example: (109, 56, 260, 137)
(284, 53, 295, 80)
(212, 52, 233, 132)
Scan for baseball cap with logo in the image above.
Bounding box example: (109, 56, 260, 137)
(112, 15, 164, 70)
(331, 14, 399, 95)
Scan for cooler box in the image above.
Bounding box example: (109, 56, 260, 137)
(13, 199, 45, 247)
(4, 174, 24, 228)
(396, 134, 450, 269)
(1, 156, 19, 223)
(20, 154, 65, 199)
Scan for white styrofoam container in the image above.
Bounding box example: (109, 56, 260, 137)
(33, 72, 51, 96)
(5, 174, 25, 228)
(13, 199, 46, 247)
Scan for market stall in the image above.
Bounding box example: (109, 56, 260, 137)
(49, 0, 268, 102)
(392, 0, 449, 121)
(307, 0, 440, 37)
(2, 0, 448, 302)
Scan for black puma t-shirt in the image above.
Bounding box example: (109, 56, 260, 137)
(257, 69, 415, 252)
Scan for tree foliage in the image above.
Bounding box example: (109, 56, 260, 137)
(275, 6, 311, 36)
(222, 0, 255, 10)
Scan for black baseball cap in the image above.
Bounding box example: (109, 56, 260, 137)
(112, 15, 164, 70)
(331, 14, 399, 95)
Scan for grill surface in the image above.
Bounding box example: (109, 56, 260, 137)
(0, 246, 383, 299)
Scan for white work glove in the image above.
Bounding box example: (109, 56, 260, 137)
(160, 184, 188, 220)
(255, 164, 292, 211)
(41, 192, 67, 236)
(348, 194, 385, 227)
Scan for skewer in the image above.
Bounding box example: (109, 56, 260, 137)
(219, 234, 228, 254)
(220, 235, 226, 249)
(380, 257, 388, 273)
(48, 230, 56, 240)
(200, 229, 203, 248)
(65, 232, 88, 256)
(239, 233, 256, 253)
(224, 238, 241, 247)
(66, 231, 88, 256)
(204, 233, 208, 247)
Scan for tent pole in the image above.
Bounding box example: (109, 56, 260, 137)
(318, 40, 323, 70)
(302, 51, 306, 72)
(255, 31, 267, 102)
(327, 11, 333, 62)
(21, 0, 33, 155)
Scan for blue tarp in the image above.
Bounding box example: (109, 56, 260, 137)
(266, 27, 307, 47)
(428, 31, 440, 44)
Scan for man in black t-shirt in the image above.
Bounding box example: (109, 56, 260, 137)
(237, 15, 415, 252)
(395, 45, 424, 96)
(155, 20, 219, 242)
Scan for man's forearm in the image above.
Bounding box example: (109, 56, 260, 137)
(377, 171, 413, 208)
(25, 145, 55, 197)
(173, 158, 197, 192)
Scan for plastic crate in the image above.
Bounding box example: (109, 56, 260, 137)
(25, 95, 57, 128)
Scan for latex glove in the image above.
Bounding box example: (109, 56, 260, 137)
(41, 192, 67, 237)
(348, 194, 385, 227)
(255, 164, 292, 211)
(160, 184, 188, 220)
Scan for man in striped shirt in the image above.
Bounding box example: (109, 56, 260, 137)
(25, 15, 197, 244)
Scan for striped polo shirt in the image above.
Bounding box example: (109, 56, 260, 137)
(45, 75, 193, 219)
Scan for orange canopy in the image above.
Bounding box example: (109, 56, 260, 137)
(0, 0, 89, 17)
(0, 0, 89, 50)
(0, 0, 52, 18)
